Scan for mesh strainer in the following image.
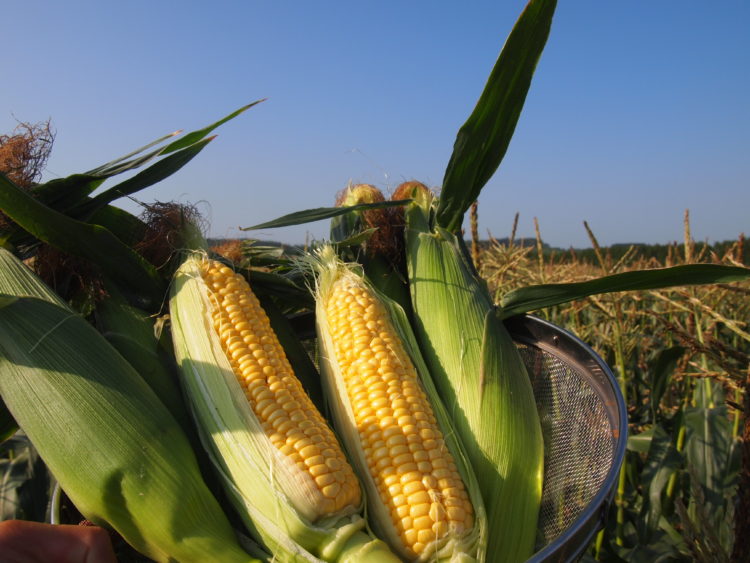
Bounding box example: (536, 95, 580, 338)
(506, 315, 628, 562)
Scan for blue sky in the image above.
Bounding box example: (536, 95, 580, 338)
(3, 1, 748, 248)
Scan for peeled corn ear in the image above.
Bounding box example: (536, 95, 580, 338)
(311, 246, 486, 562)
(0, 249, 256, 563)
(169, 251, 400, 563)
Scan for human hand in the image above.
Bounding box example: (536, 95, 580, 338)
(0, 520, 117, 563)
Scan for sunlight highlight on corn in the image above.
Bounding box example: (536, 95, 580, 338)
(200, 260, 360, 517)
(312, 247, 485, 562)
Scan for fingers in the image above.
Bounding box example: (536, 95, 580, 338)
(0, 520, 117, 563)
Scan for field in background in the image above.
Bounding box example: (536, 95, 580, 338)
(471, 209, 748, 561)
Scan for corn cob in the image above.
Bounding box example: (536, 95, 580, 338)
(202, 259, 361, 516)
(169, 251, 400, 562)
(311, 246, 486, 562)
(0, 248, 257, 563)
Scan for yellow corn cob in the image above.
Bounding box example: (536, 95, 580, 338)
(170, 252, 400, 562)
(200, 260, 361, 518)
(312, 247, 485, 562)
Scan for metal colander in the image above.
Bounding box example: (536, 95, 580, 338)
(506, 315, 628, 562)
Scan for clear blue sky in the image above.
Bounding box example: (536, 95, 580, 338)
(3, 1, 748, 248)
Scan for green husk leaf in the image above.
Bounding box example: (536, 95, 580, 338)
(94, 287, 192, 432)
(84, 132, 182, 177)
(86, 100, 262, 175)
(0, 248, 66, 307)
(27, 174, 105, 216)
(246, 267, 315, 314)
(499, 264, 750, 318)
(86, 204, 149, 248)
(0, 295, 257, 563)
(3, 103, 260, 252)
(86, 131, 182, 177)
(0, 248, 256, 561)
(258, 292, 325, 413)
(436, 0, 557, 232)
(478, 310, 543, 560)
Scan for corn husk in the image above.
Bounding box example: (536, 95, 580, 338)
(403, 198, 544, 563)
(0, 248, 256, 563)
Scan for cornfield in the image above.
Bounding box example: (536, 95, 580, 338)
(474, 209, 749, 561)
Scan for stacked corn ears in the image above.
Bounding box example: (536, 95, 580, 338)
(169, 251, 400, 562)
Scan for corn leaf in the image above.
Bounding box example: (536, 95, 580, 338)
(499, 264, 750, 318)
(86, 100, 262, 174)
(684, 381, 736, 518)
(243, 200, 409, 231)
(157, 100, 263, 155)
(0, 433, 51, 521)
(436, 0, 557, 232)
(86, 204, 149, 248)
(627, 427, 656, 454)
(637, 424, 682, 543)
(75, 137, 215, 220)
(0, 174, 165, 307)
(648, 346, 685, 421)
